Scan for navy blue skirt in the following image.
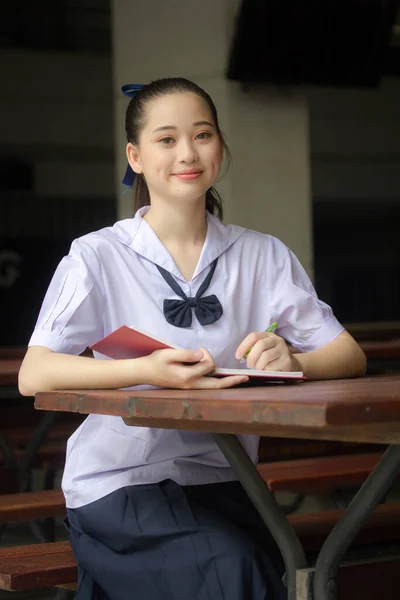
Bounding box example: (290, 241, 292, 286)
(66, 479, 287, 600)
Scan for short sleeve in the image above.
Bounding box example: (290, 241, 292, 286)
(266, 237, 344, 352)
(28, 239, 105, 355)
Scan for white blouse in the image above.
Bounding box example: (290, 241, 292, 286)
(29, 206, 344, 508)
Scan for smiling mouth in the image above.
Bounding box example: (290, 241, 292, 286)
(173, 170, 203, 180)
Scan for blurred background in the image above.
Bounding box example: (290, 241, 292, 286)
(0, 0, 400, 347)
(0, 5, 400, 593)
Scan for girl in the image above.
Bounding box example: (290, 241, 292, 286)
(19, 78, 366, 600)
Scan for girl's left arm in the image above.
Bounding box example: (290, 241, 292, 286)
(293, 330, 367, 380)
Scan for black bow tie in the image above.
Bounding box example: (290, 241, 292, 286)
(155, 258, 223, 328)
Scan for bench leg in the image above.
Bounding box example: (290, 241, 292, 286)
(212, 433, 307, 600)
(55, 588, 76, 600)
(27, 518, 56, 543)
(0, 524, 6, 542)
(313, 444, 400, 600)
(0, 432, 18, 469)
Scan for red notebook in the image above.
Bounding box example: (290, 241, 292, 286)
(90, 325, 305, 383)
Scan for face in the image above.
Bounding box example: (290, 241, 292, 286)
(126, 92, 224, 204)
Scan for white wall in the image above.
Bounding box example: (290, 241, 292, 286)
(111, 0, 313, 274)
(0, 49, 114, 198)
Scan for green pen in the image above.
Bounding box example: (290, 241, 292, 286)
(242, 321, 278, 361)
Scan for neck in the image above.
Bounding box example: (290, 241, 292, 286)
(143, 198, 208, 247)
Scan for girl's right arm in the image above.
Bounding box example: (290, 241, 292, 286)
(18, 346, 248, 396)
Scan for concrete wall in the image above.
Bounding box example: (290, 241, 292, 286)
(111, 0, 313, 274)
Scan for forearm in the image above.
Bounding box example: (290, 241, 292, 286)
(293, 331, 367, 381)
(18, 347, 148, 396)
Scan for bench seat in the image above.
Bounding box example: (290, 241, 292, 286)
(2, 502, 400, 591)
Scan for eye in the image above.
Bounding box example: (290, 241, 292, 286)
(196, 131, 212, 140)
(159, 137, 175, 144)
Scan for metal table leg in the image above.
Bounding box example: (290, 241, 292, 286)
(213, 433, 307, 600)
(313, 444, 400, 600)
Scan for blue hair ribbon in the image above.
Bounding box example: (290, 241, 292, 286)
(121, 84, 144, 188)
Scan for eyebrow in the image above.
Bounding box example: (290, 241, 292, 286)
(152, 121, 216, 133)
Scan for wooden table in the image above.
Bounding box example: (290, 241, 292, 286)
(35, 375, 400, 600)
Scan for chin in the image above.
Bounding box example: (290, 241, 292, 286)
(170, 185, 209, 200)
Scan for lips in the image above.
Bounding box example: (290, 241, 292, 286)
(173, 169, 203, 181)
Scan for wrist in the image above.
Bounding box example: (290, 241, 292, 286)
(291, 353, 304, 373)
(129, 355, 153, 386)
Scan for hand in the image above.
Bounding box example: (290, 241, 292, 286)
(139, 347, 249, 389)
(235, 332, 301, 372)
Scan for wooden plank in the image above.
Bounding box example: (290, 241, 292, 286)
(0, 359, 21, 386)
(34, 375, 400, 429)
(258, 438, 381, 462)
(290, 503, 400, 550)
(0, 552, 77, 590)
(0, 442, 68, 470)
(0, 541, 71, 559)
(0, 348, 25, 360)
(0, 453, 388, 527)
(360, 339, 400, 360)
(347, 322, 400, 341)
(297, 555, 400, 600)
(257, 452, 383, 494)
(0, 489, 65, 524)
(1, 505, 400, 590)
(3, 421, 79, 445)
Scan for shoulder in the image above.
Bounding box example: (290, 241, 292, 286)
(226, 223, 290, 257)
(68, 218, 135, 263)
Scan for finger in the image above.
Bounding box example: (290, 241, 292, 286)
(235, 332, 264, 360)
(256, 357, 286, 372)
(252, 348, 281, 371)
(174, 350, 216, 380)
(196, 375, 249, 389)
(198, 346, 215, 363)
(163, 348, 204, 364)
(236, 332, 277, 360)
(246, 338, 278, 369)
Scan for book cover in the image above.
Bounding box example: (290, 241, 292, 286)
(90, 325, 179, 360)
(90, 326, 304, 382)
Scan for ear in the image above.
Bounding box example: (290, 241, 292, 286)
(126, 143, 143, 174)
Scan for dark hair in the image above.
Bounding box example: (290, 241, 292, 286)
(125, 77, 231, 221)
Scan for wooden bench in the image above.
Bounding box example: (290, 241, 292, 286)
(0, 414, 85, 494)
(0, 451, 388, 528)
(0, 490, 66, 524)
(1, 503, 400, 593)
(0, 541, 76, 591)
(257, 451, 385, 496)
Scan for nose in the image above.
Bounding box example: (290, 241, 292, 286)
(178, 138, 198, 163)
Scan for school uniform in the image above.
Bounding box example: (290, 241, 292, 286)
(29, 206, 344, 599)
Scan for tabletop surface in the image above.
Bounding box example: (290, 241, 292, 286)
(35, 375, 400, 443)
